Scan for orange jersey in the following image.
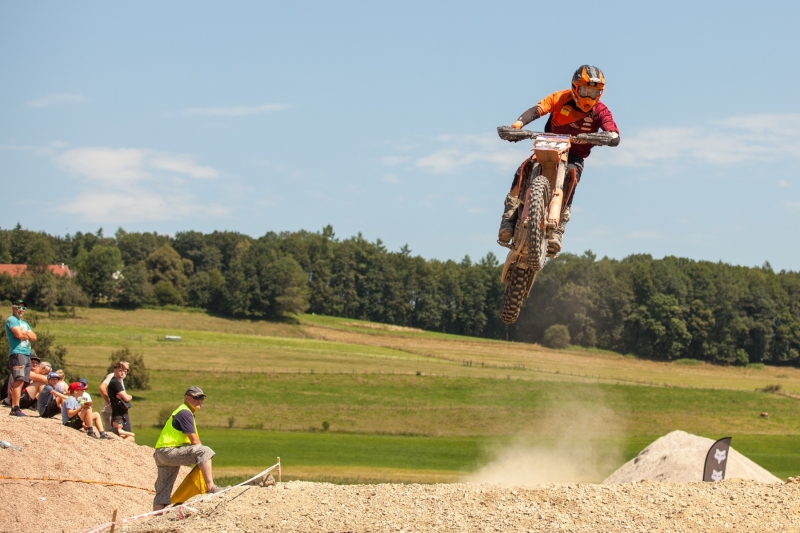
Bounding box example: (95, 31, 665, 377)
(517, 89, 619, 159)
(535, 89, 591, 128)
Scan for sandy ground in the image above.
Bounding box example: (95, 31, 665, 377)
(4, 411, 797, 533)
(0, 412, 187, 533)
(127, 479, 800, 533)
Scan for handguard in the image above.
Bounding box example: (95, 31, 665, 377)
(574, 131, 620, 146)
(497, 126, 538, 142)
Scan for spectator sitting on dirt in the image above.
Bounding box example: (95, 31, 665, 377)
(15, 354, 50, 412)
(111, 415, 135, 442)
(152, 386, 221, 510)
(62, 382, 112, 439)
(54, 370, 67, 394)
(78, 377, 91, 402)
(106, 361, 132, 432)
(38, 372, 68, 419)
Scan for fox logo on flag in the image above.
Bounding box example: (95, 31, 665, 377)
(704, 437, 732, 482)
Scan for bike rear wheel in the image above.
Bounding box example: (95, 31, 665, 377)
(500, 264, 534, 325)
(526, 175, 550, 272)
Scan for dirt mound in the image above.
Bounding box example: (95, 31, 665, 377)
(603, 430, 781, 484)
(127, 479, 800, 533)
(0, 412, 185, 533)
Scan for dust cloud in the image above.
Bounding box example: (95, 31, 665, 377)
(464, 389, 626, 485)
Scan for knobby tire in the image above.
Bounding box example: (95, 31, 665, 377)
(526, 175, 550, 272)
(500, 264, 534, 325)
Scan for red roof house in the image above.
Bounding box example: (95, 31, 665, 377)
(0, 264, 73, 278)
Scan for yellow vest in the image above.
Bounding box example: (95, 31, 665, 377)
(155, 404, 198, 449)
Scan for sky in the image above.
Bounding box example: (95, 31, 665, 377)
(1, 1, 799, 270)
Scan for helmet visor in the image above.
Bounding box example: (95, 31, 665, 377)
(577, 85, 602, 99)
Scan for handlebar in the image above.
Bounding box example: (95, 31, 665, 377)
(497, 126, 616, 146)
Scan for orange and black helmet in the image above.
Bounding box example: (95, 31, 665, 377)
(571, 65, 605, 112)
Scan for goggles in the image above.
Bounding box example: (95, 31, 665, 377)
(13, 305, 27, 311)
(576, 85, 602, 99)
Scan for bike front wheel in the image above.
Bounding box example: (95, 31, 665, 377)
(526, 175, 550, 272)
(500, 263, 535, 325)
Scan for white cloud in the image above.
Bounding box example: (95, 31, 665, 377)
(27, 93, 88, 108)
(149, 154, 218, 178)
(382, 174, 401, 184)
(53, 147, 224, 222)
(181, 103, 290, 117)
(779, 180, 791, 188)
(56, 148, 218, 183)
(415, 134, 521, 174)
(57, 148, 148, 184)
(594, 113, 800, 167)
(60, 190, 230, 223)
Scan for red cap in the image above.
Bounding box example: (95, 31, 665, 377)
(68, 382, 84, 392)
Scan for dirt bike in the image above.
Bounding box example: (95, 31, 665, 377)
(495, 126, 615, 324)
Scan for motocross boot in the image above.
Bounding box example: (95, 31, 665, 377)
(548, 205, 570, 256)
(498, 193, 520, 244)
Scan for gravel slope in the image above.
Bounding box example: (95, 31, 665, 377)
(128, 479, 800, 533)
(0, 412, 187, 533)
(604, 430, 781, 484)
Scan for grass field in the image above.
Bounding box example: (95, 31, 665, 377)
(34, 307, 800, 482)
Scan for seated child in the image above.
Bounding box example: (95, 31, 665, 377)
(38, 372, 68, 418)
(54, 370, 68, 394)
(111, 415, 136, 442)
(62, 382, 113, 439)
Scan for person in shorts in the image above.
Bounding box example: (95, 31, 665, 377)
(38, 372, 68, 419)
(18, 356, 50, 410)
(0, 353, 41, 406)
(111, 415, 135, 442)
(152, 386, 221, 510)
(5, 299, 37, 417)
(107, 361, 133, 432)
(61, 382, 112, 439)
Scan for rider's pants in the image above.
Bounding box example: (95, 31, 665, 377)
(509, 154, 584, 207)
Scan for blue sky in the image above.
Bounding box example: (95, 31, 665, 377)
(1, 1, 799, 270)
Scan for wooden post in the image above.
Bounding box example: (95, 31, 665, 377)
(110, 509, 118, 533)
(277, 457, 281, 483)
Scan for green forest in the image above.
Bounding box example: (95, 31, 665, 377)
(1, 224, 798, 366)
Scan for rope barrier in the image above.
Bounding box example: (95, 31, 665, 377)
(79, 459, 281, 533)
(0, 476, 155, 493)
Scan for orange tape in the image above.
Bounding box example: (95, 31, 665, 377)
(0, 475, 154, 493)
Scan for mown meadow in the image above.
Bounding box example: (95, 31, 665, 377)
(37, 308, 800, 483)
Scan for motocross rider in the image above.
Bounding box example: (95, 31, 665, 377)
(499, 65, 620, 254)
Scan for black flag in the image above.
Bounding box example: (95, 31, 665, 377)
(703, 437, 732, 482)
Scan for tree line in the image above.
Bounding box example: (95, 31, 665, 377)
(513, 251, 800, 365)
(1, 224, 798, 365)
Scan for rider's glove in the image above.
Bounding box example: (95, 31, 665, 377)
(510, 121, 523, 130)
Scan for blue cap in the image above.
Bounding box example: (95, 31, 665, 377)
(47, 372, 60, 380)
(79, 378, 88, 385)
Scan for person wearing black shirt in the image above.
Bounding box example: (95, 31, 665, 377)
(107, 361, 133, 431)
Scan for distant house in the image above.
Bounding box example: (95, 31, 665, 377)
(0, 264, 74, 278)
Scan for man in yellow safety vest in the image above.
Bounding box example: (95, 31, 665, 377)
(152, 386, 221, 510)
